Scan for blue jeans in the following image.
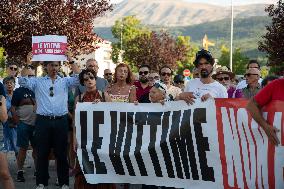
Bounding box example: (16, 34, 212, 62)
(3, 121, 18, 154)
(17, 122, 35, 149)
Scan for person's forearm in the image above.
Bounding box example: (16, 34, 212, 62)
(71, 63, 80, 74)
(246, 99, 269, 128)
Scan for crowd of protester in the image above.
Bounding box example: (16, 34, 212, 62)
(0, 49, 283, 189)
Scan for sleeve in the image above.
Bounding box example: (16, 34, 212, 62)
(184, 81, 191, 92)
(18, 77, 37, 92)
(65, 75, 80, 88)
(219, 85, 228, 98)
(11, 89, 20, 107)
(254, 80, 275, 107)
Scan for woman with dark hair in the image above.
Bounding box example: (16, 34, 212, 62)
(0, 89, 15, 189)
(261, 75, 279, 87)
(73, 69, 112, 189)
(107, 63, 137, 103)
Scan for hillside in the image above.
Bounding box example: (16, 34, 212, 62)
(93, 0, 268, 27)
(94, 16, 270, 58)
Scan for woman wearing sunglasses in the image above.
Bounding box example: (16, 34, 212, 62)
(73, 69, 112, 189)
(212, 66, 242, 98)
(106, 63, 137, 103)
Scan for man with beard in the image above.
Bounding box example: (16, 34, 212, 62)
(134, 65, 152, 103)
(178, 49, 227, 104)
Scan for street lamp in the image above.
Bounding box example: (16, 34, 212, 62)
(230, 0, 234, 71)
(120, 22, 123, 51)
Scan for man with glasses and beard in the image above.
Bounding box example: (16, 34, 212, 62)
(178, 49, 227, 104)
(134, 65, 152, 103)
(19, 55, 80, 189)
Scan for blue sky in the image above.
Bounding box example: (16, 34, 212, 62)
(110, 0, 278, 6)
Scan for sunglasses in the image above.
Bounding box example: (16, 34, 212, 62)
(104, 73, 112, 76)
(9, 67, 18, 71)
(49, 87, 54, 97)
(216, 77, 230, 81)
(161, 72, 171, 77)
(139, 71, 149, 75)
(245, 73, 259, 77)
(83, 76, 95, 81)
(28, 75, 35, 78)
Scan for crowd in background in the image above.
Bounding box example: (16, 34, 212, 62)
(0, 49, 283, 189)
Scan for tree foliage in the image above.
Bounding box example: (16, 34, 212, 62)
(176, 36, 198, 74)
(0, 0, 112, 65)
(218, 45, 249, 75)
(123, 31, 187, 72)
(259, 0, 284, 68)
(111, 15, 150, 63)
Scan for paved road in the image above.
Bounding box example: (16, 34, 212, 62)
(6, 151, 74, 189)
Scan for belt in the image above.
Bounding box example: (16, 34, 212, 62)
(37, 114, 66, 120)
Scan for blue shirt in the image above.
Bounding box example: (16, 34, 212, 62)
(18, 75, 79, 116)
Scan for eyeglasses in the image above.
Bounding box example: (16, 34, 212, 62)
(49, 87, 54, 97)
(28, 75, 35, 78)
(245, 73, 259, 77)
(161, 72, 171, 77)
(83, 76, 95, 81)
(139, 71, 149, 75)
(216, 77, 230, 81)
(9, 66, 18, 71)
(104, 73, 112, 76)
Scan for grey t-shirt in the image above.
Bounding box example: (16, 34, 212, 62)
(16, 105, 36, 126)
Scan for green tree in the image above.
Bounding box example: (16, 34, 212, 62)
(218, 45, 249, 75)
(111, 16, 150, 63)
(176, 36, 198, 75)
(0, 47, 6, 77)
(124, 31, 187, 72)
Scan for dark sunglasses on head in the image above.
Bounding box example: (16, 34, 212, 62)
(217, 77, 230, 81)
(49, 87, 54, 97)
(83, 76, 95, 81)
(245, 73, 259, 77)
(139, 71, 149, 75)
(161, 72, 171, 77)
(9, 66, 18, 71)
(104, 73, 112, 76)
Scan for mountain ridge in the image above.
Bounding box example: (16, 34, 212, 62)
(94, 0, 269, 27)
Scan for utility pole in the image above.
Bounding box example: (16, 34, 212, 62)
(230, 0, 234, 71)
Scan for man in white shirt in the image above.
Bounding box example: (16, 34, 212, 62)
(236, 60, 262, 89)
(178, 49, 228, 104)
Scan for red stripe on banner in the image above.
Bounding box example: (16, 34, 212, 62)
(267, 112, 276, 189)
(241, 120, 252, 180)
(233, 108, 249, 189)
(215, 100, 231, 189)
(248, 116, 259, 188)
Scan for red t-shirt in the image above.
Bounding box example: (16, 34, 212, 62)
(254, 78, 284, 107)
(134, 81, 152, 103)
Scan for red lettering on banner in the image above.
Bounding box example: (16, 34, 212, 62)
(215, 99, 283, 189)
(32, 42, 67, 55)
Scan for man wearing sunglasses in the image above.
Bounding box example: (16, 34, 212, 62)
(6, 62, 20, 89)
(19, 53, 80, 189)
(103, 69, 113, 83)
(236, 60, 263, 90)
(241, 68, 261, 99)
(134, 65, 152, 103)
(159, 66, 182, 100)
(178, 49, 227, 104)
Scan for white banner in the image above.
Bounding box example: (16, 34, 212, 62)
(32, 35, 67, 61)
(75, 100, 284, 189)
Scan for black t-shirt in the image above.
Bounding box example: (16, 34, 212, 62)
(11, 87, 35, 107)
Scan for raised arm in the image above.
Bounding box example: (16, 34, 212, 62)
(0, 96, 8, 122)
(18, 67, 37, 91)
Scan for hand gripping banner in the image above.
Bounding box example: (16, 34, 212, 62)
(75, 99, 284, 189)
